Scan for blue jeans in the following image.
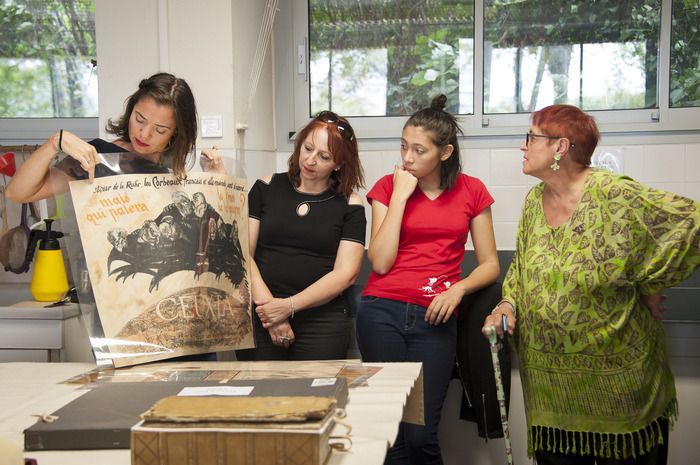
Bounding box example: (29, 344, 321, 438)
(356, 296, 457, 465)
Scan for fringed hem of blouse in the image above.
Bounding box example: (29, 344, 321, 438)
(527, 399, 677, 460)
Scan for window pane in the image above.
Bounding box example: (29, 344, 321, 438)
(484, 0, 660, 114)
(0, 0, 97, 118)
(670, 0, 700, 107)
(309, 0, 474, 117)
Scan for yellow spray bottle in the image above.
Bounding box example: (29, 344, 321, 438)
(27, 219, 69, 302)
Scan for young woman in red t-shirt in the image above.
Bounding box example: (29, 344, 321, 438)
(357, 94, 500, 465)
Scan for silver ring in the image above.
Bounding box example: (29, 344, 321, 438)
(278, 336, 289, 342)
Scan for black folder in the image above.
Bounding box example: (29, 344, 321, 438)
(24, 377, 348, 451)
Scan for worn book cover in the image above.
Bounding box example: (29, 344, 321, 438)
(131, 396, 337, 465)
(131, 398, 335, 465)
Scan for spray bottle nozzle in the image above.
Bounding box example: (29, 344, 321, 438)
(25, 219, 65, 263)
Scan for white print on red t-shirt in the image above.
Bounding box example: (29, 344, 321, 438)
(419, 275, 452, 297)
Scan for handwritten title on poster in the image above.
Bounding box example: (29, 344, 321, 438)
(84, 175, 246, 226)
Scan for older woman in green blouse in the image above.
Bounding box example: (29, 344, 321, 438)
(484, 104, 700, 465)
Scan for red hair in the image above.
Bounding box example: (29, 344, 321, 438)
(287, 115, 364, 198)
(531, 104, 600, 166)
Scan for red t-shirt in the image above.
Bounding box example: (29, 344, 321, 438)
(362, 173, 494, 308)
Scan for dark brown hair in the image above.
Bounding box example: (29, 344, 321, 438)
(404, 94, 462, 190)
(106, 72, 198, 180)
(531, 104, 600, 166)
(288, 112, 364, 198)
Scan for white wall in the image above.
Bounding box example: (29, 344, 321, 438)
(96, 0, 237, 147)
(94, 0, 277, 183)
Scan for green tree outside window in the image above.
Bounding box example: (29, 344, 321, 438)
(0, 0, 96, 118)
(308, 0, 700, 116)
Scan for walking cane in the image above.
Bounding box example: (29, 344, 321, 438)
(485, 314, 514, 465)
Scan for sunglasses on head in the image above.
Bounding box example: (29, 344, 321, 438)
(315, 111, 355, 142)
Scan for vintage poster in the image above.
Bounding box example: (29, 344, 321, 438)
(69, 172, 253, 367)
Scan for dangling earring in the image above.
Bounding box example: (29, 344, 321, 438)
(550, 153, 562, 171)
(334, 167, 340, 172)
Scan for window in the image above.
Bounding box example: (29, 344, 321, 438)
(484, 0, 660, 113)
(290, 0, 700, 137)
(0, 0, 97, 118)
(670, 0, 700, 107)
(310, 0, 662, 116)
(309, 0, 475, 117)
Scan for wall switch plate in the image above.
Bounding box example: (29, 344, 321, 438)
(201, 115, 223, 138)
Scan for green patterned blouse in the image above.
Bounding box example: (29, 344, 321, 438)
(503, 168, 700, 459)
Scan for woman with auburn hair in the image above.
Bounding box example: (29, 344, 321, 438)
(235, 111, 366, 360)
(484, 104, 700, 465)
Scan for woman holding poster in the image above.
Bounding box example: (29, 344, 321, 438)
(5, 73, 229, 364)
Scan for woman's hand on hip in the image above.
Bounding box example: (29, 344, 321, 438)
(642, 293, 668, 320)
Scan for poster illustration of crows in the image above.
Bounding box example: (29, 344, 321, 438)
(70, 172, 253, 367)
(106, 190, 245, 292)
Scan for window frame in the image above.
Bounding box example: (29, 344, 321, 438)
(1, 118, 98, 145)
(281, 0, 698, 142)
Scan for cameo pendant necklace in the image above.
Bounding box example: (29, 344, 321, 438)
(296, 194, 336, 216)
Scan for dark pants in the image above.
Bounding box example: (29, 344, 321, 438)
(356, 296, 457, 465)
(534, 419, 669, 465)
(236, 299, 350, 361)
